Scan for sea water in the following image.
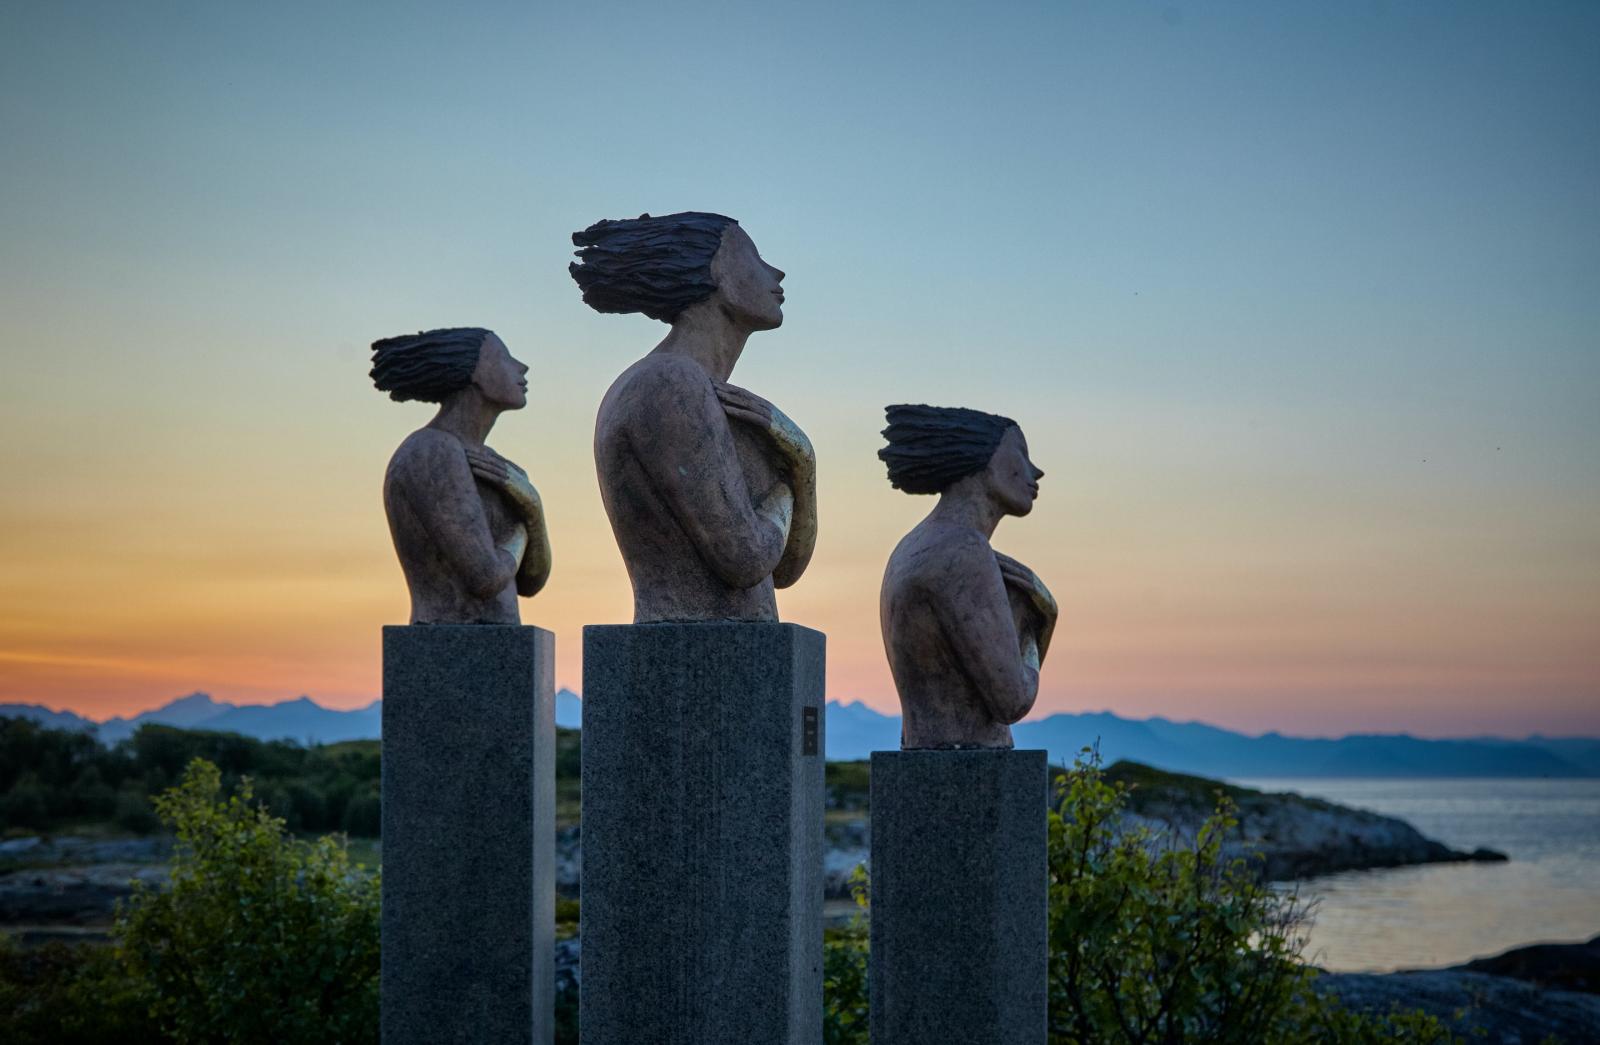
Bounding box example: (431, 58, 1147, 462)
(1233, 777, 1600, 973)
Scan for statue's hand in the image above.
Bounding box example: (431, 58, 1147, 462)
(995, 552, 1058, 624)
(714, 381, 815, 475)
(465, 445, 544, 523)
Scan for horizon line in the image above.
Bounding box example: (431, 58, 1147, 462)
(6, 690, 1596, 745)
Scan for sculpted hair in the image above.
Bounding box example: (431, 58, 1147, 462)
(569, 211, 738, 323)
(369, 327, 492, 403)
(878, 404, 1018, 495)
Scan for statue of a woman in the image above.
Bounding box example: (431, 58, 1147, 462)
(370, 327, 551, 624)
(878, 405, 1057, 749)
(570, 212, 818, 622)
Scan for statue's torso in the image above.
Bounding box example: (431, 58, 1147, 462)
(384, 432, 521, 625)
(594, 359, 781, 623)
(881, 524, 1017, 749)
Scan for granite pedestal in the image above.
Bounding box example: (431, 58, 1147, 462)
(381, 625, 555, 1045)
(581, 622, 826, 1045)
(869, 749, 1048, 1045)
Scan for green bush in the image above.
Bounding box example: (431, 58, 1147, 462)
(822, 868, 870, 1045)
(115, 759, 380, 1045)
(819, 755, 1459, 1045)
(0, 936, 160, 1045)
(1046, 754, 1458, 1044)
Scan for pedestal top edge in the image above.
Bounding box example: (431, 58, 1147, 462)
(381, 623, 555, 638)
(583, 621, 824, 639)
(871, 747, 1048, 762)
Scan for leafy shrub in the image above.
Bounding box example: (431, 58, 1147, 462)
(0, 935, 160, 1045)
(822, 867, 870, 1045)
(1047, 753, 1458, 1044)
(818, 755, 1458, 1045)
(115, 758, 380, 1045)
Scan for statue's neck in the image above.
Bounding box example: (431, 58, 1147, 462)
(928, 484, 1004, 541)
(651, 303, 752, 383)
(428, 389, 499, 447)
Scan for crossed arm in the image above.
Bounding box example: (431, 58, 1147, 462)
(628, 360, 816, 591)
(715, 381, 817, 588)
(464, 445, 552, 598)
(395, 432, 550, 600)
(929, 534, 1058, 725)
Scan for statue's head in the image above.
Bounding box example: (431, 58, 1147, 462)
(879, 404, 1042, 516)
(569, 212, 785, 331)
(370, 327, 528, 410)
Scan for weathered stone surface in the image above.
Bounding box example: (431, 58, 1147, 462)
(870, 749, 1048, 1045)
(878, 408, 1056, 749)
(580, 622, 825, 1045)
(574, 214, 817, 623)
(382, 625, 554, 1045)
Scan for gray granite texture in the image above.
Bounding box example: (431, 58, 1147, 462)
(381, 625, 555, 1045)
(870, 749, 1048, 1045)
(580, 622, 826, 1045)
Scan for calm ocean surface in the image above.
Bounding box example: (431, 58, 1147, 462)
(1231, 778, 1600, 973)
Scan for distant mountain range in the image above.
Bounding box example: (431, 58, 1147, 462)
(0, 691, 583, 747)
(3, 693, 1596, 778)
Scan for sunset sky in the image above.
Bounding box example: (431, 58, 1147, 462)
(1, 1, 1595, 737)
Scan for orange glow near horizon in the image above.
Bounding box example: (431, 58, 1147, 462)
(2, 377, 1596, 738)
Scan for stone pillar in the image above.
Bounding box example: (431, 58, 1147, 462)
(870, 749, 1048, 1045)
(580, 622, 826, 1045)
(381, 625, 555, 1045)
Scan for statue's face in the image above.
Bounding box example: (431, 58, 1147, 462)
(709, 224, 786, 331)
(985, 426, 1044, 517)
(472, 333, 529, 409)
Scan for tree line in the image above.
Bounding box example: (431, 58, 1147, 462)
(0, 717, 384, 837)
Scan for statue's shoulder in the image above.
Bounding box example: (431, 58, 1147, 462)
(626, 352, 712, 393)
(602, 354, 715, 429)
(892, 523, 992, 589)
(388, 427, 464, 479)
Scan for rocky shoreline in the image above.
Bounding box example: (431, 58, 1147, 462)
(1319, 936, 1600, 1042)
(1100, 761, 1508, 882)
(3, 759, 1511, 922)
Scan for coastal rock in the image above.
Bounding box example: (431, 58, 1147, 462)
(0, 863, 166, 924)
(1102, 762, 1507, 881)
(1452, 935, 1600, 995)
(0, 835, 170, 868)
(1317, 970, 1600, 1043)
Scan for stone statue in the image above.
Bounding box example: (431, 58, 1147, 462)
(371, 327, 551, 624)
(570, 212, 817, 623)
(878, 405, 1057, 749)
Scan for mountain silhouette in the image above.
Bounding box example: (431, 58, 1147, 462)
(2, 692, 1595, 777)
